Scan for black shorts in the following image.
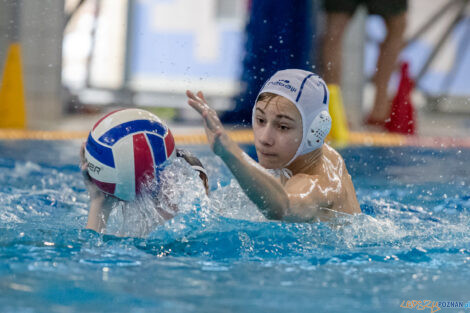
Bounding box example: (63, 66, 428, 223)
(324, 0, 408, 18)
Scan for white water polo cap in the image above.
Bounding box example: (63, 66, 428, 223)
(253, 69, 332, 166)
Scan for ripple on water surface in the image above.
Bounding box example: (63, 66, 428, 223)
(0, 142, 469, 312)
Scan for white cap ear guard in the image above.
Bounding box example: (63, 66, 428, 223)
(253, 69, 332, 167)
(305, 110, 332, 150)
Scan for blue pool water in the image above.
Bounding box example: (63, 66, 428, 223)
(0, 140, 469, 313)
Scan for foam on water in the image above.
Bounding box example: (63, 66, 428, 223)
(1, 146, 469, 260)
(106, 157, 211, 237)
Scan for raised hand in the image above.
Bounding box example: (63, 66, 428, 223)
(186, 90, 232, 157)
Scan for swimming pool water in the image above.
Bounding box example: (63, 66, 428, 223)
(0, 141, 469, 313)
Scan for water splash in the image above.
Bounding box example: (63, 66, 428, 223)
(1, 144, 470, 312)
(106, 157, 210, 238)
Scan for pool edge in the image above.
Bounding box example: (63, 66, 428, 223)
(0, 129, 469, 148)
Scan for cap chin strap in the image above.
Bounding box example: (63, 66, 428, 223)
(269, 168, 293, 180)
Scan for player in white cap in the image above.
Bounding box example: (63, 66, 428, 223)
(186, 69, 360, 222)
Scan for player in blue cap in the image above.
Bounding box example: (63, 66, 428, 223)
(80, 144, 209, 233)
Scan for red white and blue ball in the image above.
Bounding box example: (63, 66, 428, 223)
(84, 109, 175, 201)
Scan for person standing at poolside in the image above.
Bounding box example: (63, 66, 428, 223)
(321, 0, 408, 126)
(186, 69, 360, 222)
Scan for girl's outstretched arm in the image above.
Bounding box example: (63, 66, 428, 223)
(186, 90, 289, 219)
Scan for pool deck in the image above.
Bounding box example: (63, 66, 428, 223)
(1, 108, 469, 148)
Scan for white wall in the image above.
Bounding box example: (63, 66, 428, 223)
(0, 0, 65, 129)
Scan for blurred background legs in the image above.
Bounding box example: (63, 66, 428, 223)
(322, 13, 351, 85)
(368, 11, 407, 124)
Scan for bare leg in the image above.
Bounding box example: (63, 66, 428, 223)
(368, 12, 407, 122)
(321, 13, 352, 84)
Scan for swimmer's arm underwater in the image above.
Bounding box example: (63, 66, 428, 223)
(80, 143, 116, 233)
(86, 194, 114, 233)
(186, 90, 326, 222)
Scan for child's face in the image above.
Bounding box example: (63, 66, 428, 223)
(253, 95, 303, 169)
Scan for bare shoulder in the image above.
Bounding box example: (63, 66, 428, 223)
(284, 173, 318, 191)
(284, 172, 333, 212)
(282, 144, 360, 220)
(282, 173, 333, 222)
(323, 144, 346, 167)
(284, 144, 346, 195)
(323, 144, 361, 214)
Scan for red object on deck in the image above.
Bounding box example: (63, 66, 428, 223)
(385, 62, 416, 135)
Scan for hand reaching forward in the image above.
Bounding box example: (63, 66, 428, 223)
(186, 90, 233, 157)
